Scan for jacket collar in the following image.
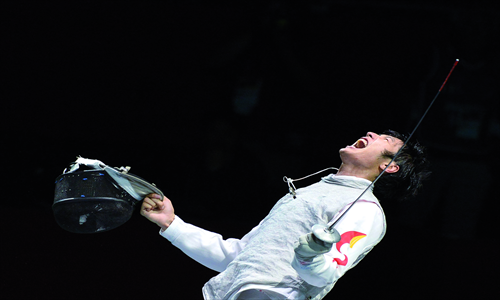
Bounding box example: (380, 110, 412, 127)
(321, 174, 373, 191)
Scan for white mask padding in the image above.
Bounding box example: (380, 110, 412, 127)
(103, 166, 163, 201)
(66, 157, 164, 201)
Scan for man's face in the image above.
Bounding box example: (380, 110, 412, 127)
(339, 132, 404, 171)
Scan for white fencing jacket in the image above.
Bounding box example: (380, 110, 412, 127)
(160, 174, 386, 299)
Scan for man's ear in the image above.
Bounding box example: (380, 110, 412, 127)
(380, 161, 399, 174)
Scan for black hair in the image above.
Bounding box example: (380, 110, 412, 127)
(373, 129, 431, 201)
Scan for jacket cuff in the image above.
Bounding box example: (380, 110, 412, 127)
(159, 215, 183, 243)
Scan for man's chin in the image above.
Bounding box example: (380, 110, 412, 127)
(340, 145, 356, 152)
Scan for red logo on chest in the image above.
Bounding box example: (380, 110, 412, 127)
(332, 231, 366, 266)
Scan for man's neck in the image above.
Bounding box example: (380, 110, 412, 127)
(337, 163, 375, 181)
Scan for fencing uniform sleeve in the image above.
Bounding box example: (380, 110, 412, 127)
(292, 201, 384, 287)
(160, 216, 260, 272)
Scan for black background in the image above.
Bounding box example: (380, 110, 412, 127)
(2, 1, 499, 299)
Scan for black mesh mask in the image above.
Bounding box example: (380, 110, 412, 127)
(53, 157, 163, 234)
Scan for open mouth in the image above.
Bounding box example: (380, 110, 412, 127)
(352, 138, 368, 149)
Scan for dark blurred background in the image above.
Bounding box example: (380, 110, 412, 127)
(2, 1, 499, 299)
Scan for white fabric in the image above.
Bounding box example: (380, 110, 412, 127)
(160, 174, 386, 300)
(68, 157, 105, 172)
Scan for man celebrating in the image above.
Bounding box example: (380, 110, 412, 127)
(141, 130, 429, 299)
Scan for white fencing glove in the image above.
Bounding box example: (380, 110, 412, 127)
(294, 232, 333, 261)
(292, 231, 335, 286)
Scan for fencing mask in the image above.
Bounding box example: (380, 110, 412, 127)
(53, 157, 164, 234)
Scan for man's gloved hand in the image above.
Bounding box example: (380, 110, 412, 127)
(292, 226, 340, 285)
(294, 232, 334, 260)
(292, 232, 336, 287)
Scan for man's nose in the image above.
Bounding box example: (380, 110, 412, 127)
(366, 132, 379, 139)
